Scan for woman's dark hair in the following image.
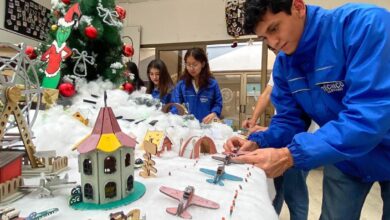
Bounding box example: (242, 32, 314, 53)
(244, 0, 293, 34)
(146, 59, 174, 99)
(181, 47, 213, 89)
(126, 61, 145, 90)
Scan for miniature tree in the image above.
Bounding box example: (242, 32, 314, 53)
(32, 0, 134, 90)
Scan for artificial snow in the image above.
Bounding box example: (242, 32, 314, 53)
(8, 79, 277, 220)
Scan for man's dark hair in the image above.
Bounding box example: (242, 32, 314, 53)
(244, 0, 293, 34)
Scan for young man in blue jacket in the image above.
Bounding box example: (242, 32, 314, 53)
(224, 0, 390, 219)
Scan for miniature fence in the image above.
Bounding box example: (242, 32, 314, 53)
(0, 176, 23, 202)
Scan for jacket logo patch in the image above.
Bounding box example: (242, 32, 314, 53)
(200, 97, 209, 103)
(318, 81, 344, 93)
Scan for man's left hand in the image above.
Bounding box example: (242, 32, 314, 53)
(232, 147, 294, 178)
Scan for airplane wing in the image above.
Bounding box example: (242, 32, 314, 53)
(159, 186, 183, 201)
(190, 195, 220, 209)
(222, 173, 243, 182)
(211, 155, 225, 162)
(199, 168, 216, 177)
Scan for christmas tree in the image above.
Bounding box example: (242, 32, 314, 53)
(31, 0, 133, 91)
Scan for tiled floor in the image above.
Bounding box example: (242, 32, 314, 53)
(279, 168, 383, 220)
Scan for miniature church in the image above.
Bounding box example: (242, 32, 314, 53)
(74, 103, 136, 204)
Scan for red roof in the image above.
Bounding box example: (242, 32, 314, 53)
(75, 107, 136, 153)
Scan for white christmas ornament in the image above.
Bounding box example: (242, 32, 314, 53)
(72, 49, 95, 77)
(96, 3, 122, 27)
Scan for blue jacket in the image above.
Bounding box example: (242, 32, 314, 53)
(172, 78, 223, 121)
(248, 4, 390, 182)
(151, 88, 172, 104)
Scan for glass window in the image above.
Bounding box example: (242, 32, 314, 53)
(104, 156, 116, 174)
(208, 42, 263, 71)
(83, 159, 92, 175)
(125, 153, 131, 167)
(105, 182, 117, 199)
(84, 183, 93, 199)
(127, 175, 134, 191)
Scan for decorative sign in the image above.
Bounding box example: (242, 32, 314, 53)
(225, 0, 246, 37)
(4, 0, 51, 41)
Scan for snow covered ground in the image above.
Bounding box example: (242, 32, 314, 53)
(7, 79, 277, 220)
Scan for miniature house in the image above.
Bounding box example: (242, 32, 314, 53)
(142, 130, 172, 156)
(179, 136, 217, 159)
(0, 151, 24, 203)
(74, 107, 137, 204)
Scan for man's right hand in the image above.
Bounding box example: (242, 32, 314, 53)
(242, 118, 257, 129)
(223, 136, 259, 153)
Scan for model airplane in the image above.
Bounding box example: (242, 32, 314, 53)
(212, 154, 245, 165)
(159, 185, 219, 219)
(19, 173, 76, 197)
(199, 165, 243, 186)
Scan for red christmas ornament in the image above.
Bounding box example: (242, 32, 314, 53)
(122, 82, 134, 93)
(62, 0, 71, 4)
(59, 82, 76, 97)
(122, 44, 134, 57)
(115, 6, 126, 20)
(84, 25, 98, 39)
(25, 46, 37, 60)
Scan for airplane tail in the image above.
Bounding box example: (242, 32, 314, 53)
(166, 208, 192, 219)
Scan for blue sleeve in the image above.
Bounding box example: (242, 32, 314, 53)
(211, 80, 223, 117)
(170, 81, 184, 114)
(163, 90, 172, 104)
(248, 60, 311, 148)
(289, 8, 390, 170)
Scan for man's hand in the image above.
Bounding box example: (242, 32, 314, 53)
(232, 148, 294, 178)
(202, 112, 217, 124)
(242, 118, 257, 129)
(223, 136, 259, 152)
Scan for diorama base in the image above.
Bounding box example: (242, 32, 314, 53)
(70, 181, 146, 210)
(0, 191, 26, 206)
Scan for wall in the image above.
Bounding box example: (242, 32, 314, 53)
(0, 0, 51, 46)
(121, 0, 390, 46)
(122, 0, 234, 45)
(307, 0, 390, 9)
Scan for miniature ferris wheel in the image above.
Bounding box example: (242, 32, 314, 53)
(0, 42, 42, 168)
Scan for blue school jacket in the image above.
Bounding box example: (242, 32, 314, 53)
(172, 78, 223, 121)
(249, 4, 390, 182)
(151, 88, 172, 104)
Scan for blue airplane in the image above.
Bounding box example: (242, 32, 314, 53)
(199, 165, 243, 186)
